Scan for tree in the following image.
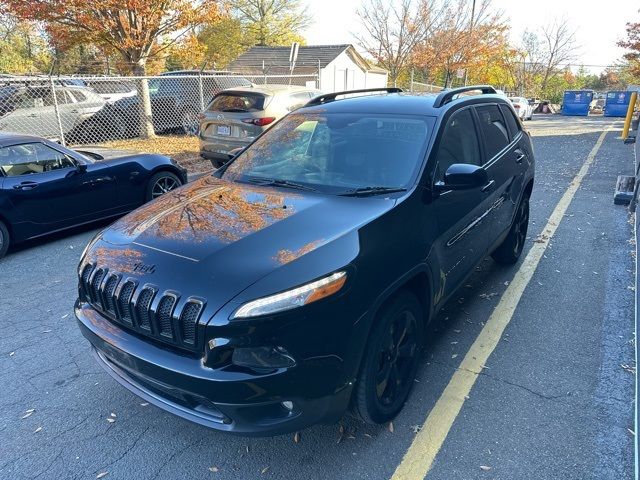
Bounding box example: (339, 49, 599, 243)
(618, 21, 640, 78)
(228, 0, 311, 46)
(356, 0, 443, 86)
(0, 14, 50, 74)
(197, 14, 254, 69)
(538, 18, 578, 93)
(0, 0, 219, 137)
(412, 0, 509, 88)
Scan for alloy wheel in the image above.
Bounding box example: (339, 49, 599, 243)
(375, 310, 419, 408)
(512, 198, 529, 256)
(151, 176, 180, 199)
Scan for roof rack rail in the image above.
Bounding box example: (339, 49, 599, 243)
(306, 87, 403, 107)
(433, 85, 497, 108)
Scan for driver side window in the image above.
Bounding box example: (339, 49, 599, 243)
(0, 143, 76, 177)
(434, 109, 481, 181)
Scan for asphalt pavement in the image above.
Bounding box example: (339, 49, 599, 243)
(0, 115, 635, 480)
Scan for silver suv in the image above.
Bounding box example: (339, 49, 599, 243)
(199, 85, 321, 167)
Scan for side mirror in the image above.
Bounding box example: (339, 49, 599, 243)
(76, 163, 87, 173)
(435, 164, 487, 191)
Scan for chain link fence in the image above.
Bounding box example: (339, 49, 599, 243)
(0, 72, 319, 146)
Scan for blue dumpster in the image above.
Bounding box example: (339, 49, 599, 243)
(561, 90, 593, 116)
(604, 91, 632, 117)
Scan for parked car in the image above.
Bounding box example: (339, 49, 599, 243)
(199, 85, 322, 167)
(508, 96, 533, 120)
(0, 84, 105, 141)
(85, 79, 137, 103)
(75, 86, 535, 435)
(0, 133, 187, 258)
(104, 71, 253, 138)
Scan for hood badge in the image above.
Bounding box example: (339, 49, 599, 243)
(132, 262, 156, 274)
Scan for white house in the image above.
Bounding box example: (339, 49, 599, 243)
(228, 44, 388, 93)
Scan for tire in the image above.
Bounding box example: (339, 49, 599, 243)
(354, 291, 423, 424)
(491, 193, 530, 265)
(146, 172, 183, 202)
(0, 221, 10, 259)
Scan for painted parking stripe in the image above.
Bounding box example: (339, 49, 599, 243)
(391, 127, 612, 480)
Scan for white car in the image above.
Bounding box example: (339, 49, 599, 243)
(509, 96, 533, 121)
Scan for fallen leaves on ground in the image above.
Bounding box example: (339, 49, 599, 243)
(22, 409, 35, 419)
(388, 422, 394, 433)
(208, 466, 219, 473)
(293, 432, 300, 443)
(34, 426, 42, 433)
(96, 472, 109, 479)
(480, 465, 492, 471)
(261, 466, 269, 474)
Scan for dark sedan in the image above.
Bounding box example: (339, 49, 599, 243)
(0, 134, 187, 258)
(76, 86, 534, 435)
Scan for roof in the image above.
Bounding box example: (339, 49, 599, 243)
(0, 133, 44, 147)
(228, 44, 388, 75)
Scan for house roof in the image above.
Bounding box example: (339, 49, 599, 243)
(228, 44, 388, 75)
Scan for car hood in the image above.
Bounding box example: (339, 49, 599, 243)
(90, 175, 395, 302)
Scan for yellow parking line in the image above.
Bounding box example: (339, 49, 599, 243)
(391, 127, 611, 480)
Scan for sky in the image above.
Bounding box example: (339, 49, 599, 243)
(302, 0, 636, 74)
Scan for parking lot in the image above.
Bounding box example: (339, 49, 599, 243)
(0, 115, 635, 479)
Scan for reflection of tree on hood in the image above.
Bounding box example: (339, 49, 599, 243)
(114, 178, 296, 244)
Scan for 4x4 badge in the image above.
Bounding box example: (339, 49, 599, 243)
(132, 262, 156, 274)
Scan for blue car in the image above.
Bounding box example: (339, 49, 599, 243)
(0, 134, 187, 258)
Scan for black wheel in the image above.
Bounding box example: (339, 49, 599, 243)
(492, 194, 530, 264)
(0, 221, 10, 259)
(181, 109, 199, 135)
(146, 172, 183, 201)
(354, 291, 423, 424)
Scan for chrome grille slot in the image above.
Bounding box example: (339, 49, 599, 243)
(118, 281, 136, 325)
(180, 301, 203, 345)
(103, 275, 120, 316)
(80, 264, 94, 299)
(156, 295, 177, 339)
(90, 269, 107, 308)
(136, 288, 156, 331)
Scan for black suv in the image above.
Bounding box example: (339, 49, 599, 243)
(75, 86, 534, 435)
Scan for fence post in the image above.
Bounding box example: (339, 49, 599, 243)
(197, 73, 205, 111)
(318, 59, 322, 90)
(49, 76, 66, 146)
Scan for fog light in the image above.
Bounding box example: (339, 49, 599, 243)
(282, 401, 294, 411)
(232, 346, 296, 369)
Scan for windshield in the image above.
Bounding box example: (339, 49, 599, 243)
(221, 112, 433, 193)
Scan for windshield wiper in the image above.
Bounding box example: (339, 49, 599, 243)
(339, 186, 407, 197)
(246, 177, 319, 192)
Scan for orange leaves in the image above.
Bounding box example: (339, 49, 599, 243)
(1, 0, 220, 73)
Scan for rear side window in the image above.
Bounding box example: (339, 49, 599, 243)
(499, 104, 521, 139)
(476, 105, 509, 160)
(208, 92, 266, 112)
(287, 91, 313, 111)
(434, 108, 481, 180)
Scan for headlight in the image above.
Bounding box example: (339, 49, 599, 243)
(231, 271, 347, 319)
(80, 229, 104, 261)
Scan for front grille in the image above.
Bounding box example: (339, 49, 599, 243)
(79, 263, 205, 352)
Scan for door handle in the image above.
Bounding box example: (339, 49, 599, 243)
(481, 180, 495, 193)
(13, 182, 39, 190)
(515, 152, 526, 163)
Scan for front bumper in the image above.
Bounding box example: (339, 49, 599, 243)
(76, 302, 353, 436)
